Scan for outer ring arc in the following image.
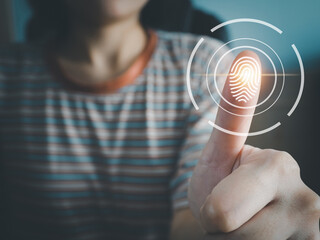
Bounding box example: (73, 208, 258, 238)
(186, 38, 204, 111)
(211, 18, 283, 35)
(208, 121, 282, 137)
(288, 44, 304, 116)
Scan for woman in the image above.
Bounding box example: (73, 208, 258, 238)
(0, 1, 319, 240)
(0, 0, 225, 239)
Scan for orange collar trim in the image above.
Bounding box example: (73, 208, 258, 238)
(49, 30, 158, 94)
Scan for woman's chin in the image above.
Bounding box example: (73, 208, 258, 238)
(67, 0, 148, 24)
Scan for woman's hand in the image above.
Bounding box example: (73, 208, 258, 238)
(199, 145, 320, 239)
(188, 51, 320, 239)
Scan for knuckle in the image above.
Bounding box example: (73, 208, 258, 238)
(271, 151, 300, 176)
(214, 211, 236, 233)
(295, 188, 320, 218)
(201, 196, 237, 233)
(309, 192, 320, 217)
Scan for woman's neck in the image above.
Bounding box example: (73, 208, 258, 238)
(55, 15, 148, 85)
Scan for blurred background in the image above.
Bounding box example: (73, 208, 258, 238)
(0, 0, 319, 193)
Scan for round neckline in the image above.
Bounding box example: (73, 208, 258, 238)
(46, 30, 158, 95)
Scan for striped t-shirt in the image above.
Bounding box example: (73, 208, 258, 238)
(0, 30, 229, 240)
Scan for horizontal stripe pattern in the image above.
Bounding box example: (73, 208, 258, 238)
(0, 31, 227, 240)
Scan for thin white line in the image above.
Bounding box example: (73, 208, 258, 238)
(288, 44, 305, 117)
(211, 18, 283, 34)
(186, 38, 204, 111)
(208, 121, 281, 137)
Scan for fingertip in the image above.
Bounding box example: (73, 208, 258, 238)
(236, 50, 261, 66)
(224, 50, 262, 108)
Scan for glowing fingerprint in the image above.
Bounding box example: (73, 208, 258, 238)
(229, 56, 261, 103)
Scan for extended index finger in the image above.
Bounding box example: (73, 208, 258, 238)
(201, 50, 262, 173)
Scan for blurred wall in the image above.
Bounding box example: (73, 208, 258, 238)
(11, 0, 32, 42)
(0, 0, 14, 44)
(192, 0, 320, 69)
(4, 0, 320, 69)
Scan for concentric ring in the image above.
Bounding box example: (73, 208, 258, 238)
(185, 18, 304, 136)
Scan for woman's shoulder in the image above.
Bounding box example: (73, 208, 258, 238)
(154, 30, 229, 69)
(152, 30, 232, 98)
(155, 30, 226, 55)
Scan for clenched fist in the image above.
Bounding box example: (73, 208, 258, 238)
(186, 51, 320, 240)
